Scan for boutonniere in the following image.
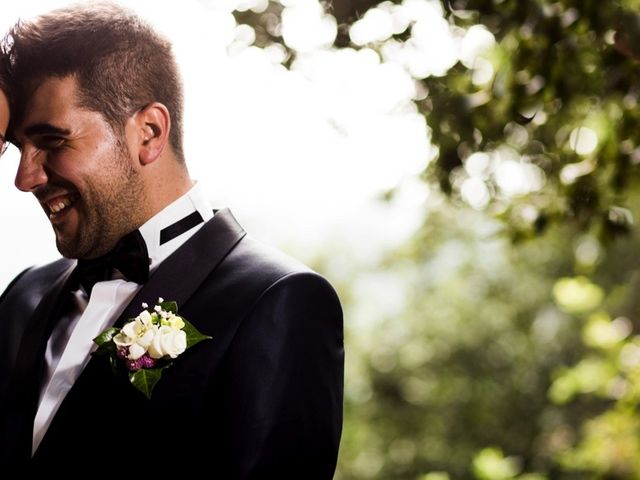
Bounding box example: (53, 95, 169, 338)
(93, 298, 211, 399)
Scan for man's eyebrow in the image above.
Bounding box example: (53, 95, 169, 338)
(23, 123, 71, 137)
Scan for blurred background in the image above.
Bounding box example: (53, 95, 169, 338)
(3, 0, 640, 478)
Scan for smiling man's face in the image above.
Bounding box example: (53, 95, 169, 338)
(13, 75, 147, 259)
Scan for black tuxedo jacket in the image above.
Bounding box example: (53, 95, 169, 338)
(0, 209, 344, 477)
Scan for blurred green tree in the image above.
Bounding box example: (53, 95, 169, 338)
(231, 0, 640, 478)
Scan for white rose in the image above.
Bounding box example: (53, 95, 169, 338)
(148, 325, 187, 359)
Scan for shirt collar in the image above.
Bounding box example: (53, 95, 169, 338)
(138, 181, 213, 272)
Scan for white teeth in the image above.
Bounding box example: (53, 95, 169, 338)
(48, 197, 72, 215)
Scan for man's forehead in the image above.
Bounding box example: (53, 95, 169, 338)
(15, 75, 81, 135)
(24, 76, 79, 113)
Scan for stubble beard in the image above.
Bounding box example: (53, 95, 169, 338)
(56, 147, 147, 260)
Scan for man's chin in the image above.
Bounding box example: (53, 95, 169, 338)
(54, 230, 85, 259)
(55, 240, 82, 259)
(51, 211, 83, 257)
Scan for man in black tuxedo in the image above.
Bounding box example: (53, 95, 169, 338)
(0, 3, 343, 475)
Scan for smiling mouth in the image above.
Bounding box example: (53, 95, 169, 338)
(44, 193, 79, 219)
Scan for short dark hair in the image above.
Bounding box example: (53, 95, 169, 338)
(4, 1, 184, 160)
(0, 55, 10, 100)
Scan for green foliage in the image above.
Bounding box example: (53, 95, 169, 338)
(233, 1, 640, 478)
(335, 204, 594, 479)
(129, 366, 167, 400)
(547, 262, 640, 478)
(422, 0, 640, 241)
(330, 196, 640, 480)
(182, 318, 213, 348)
(472, 447, 522, 480)
(552, 277, 604, 314)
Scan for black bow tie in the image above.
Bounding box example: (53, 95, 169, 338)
(75, 229, 150, 295)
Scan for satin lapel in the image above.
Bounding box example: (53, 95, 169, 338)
(36, 209, 245, 452)
(2, 262, 76, 460)
(115, 208, 246, 325)
(35, 210, 247, 457)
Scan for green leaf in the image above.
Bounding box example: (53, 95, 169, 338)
(182, 318, 212, 348)
(93, 327, 120, 358)
(93, 327, 120, 347)
(129, 366, 168, 399)
(160, 300, 178, 314)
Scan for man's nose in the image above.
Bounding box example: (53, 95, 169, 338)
(15, 146, 48, 192)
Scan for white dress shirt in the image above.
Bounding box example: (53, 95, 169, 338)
(32, 182, 214, 454)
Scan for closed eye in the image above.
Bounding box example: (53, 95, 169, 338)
(21, 123, 71, 152)
(33, 135, 66, 150)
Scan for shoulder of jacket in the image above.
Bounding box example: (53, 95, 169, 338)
(2, 258, 74, 300)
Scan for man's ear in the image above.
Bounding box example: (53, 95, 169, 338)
(134, 102, 171, 165)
